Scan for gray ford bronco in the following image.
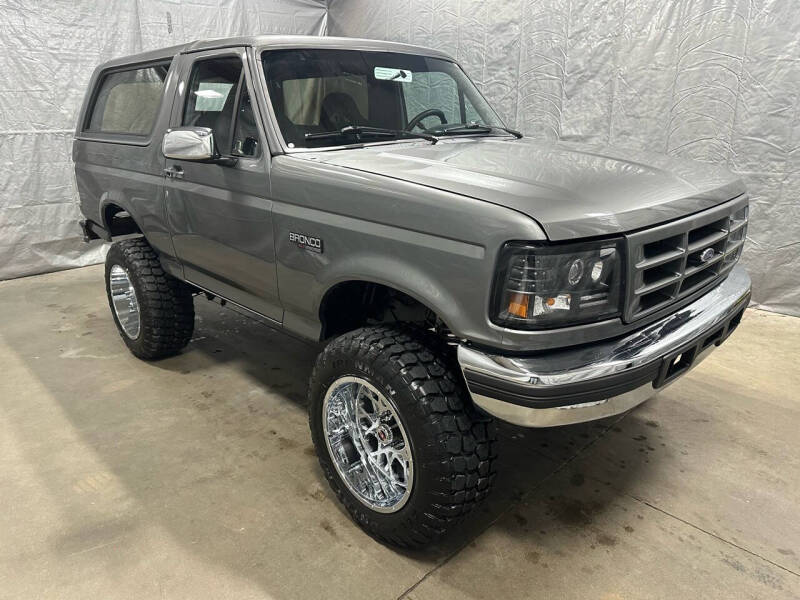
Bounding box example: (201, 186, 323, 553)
(74, 35, 751, 548)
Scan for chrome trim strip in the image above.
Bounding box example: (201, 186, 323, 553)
(458, 265, 751, 427)
(468, 383, 658, 428)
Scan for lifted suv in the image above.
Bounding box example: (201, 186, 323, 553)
(74, 35, 751, 548)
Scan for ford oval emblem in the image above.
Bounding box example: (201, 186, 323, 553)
(699, 248, 715, 263)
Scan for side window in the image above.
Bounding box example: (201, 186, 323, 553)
(402, 71, 460, 126)
(182, 57, 243, 155)
(232, 86, 260, 157)
(86, 63, 170, 135)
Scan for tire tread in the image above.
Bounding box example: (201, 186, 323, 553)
(308, 324, 497, 548)
(106, 239, 194, 359)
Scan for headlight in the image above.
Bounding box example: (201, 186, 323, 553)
(492, 239, 624, 329)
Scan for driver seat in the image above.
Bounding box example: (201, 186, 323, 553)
(320, 92, 365, 130)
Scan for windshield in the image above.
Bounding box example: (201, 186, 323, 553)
(261, 49, 505, 149)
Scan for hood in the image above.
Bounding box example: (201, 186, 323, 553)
(300, 137, 744, 240)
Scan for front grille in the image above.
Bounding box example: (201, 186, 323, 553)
(624, 196, 748, 322)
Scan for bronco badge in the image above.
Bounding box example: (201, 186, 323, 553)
(289, 232, 323, 254)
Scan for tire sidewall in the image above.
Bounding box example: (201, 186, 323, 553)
(104, 243, 152, 357)
(309, 344, 433, 534)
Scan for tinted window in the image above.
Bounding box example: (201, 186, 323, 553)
(262, 49, 503, 149)
(86, 63, 169, 135)
(232, 86, 261, 157)
(401, 71, 460, 127)
(403, 73, 481, 125)
(281, 75, 368, 128)
(464, 95, 482, 124)
(183, 57, 242, 155)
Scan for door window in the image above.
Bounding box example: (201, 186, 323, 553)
(232, 86, 260, 157)
(183, 57, 261, 157)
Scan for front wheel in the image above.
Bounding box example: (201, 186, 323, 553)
(308, 325, 497, 548)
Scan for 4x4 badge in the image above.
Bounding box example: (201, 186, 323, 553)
(289, 232, 323, 254)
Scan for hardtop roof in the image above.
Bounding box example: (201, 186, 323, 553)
(96, 35, 454, 71)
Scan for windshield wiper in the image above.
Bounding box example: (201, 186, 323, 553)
(304, 125, 437, 144)
(492, 125, 523, 138)
(428, 123, 523, 138)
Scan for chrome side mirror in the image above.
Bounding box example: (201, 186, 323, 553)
(162, 127, 216, 161)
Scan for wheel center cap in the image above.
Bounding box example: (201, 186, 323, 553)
(375, 424, 394, 446)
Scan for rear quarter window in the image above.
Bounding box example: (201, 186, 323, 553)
(85, 62, 171, 136)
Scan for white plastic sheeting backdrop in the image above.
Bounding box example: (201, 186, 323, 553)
(0, 0, 327, 281)
(329, 0, 800, 316)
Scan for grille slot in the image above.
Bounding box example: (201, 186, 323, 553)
(624, 197, 748, 322)
(687, 217, 728, 251)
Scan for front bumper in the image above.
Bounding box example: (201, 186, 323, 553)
(458, 265, 751, 427)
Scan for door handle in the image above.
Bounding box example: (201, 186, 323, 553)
(163, 166, 184, 179)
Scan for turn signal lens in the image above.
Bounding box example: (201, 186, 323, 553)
(507, 292, 530, 318)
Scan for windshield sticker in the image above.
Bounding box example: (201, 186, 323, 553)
(374, 67, 413, 83)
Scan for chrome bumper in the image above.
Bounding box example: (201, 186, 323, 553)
(458, 265, 751, 427)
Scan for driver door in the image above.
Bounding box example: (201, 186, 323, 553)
(164, 49, 282, 322)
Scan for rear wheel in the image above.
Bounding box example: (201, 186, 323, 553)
(308, 325, 497, 548)
(105, 238, 195, 360)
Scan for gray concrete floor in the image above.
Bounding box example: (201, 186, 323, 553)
(0, 264, 798, 599)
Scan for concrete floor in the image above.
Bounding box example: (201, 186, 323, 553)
(0, 264, 798, 600)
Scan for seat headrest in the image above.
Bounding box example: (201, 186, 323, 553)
(320, 92, 364, 130)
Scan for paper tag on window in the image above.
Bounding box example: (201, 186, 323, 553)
(374, 67, 413, 82)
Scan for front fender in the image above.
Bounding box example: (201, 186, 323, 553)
(316, 253, 466, 331)
(270, 155, 546, 348)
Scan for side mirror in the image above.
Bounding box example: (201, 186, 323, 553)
(162, 127, 238, 166)
(162, 126, 215, 160)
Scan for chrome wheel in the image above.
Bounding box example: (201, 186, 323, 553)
(322, 376, 413, 513)
(109, 264, 141, 339)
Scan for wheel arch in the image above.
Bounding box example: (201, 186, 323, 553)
(316, 268, 461, 341)
(100, 197, 144, 238)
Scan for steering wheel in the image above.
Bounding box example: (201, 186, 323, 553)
(405, 109, 447, 131)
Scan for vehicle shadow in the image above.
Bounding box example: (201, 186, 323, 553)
(6, 280, 661, 598)
(151, 302, 320, 408)
(149, 301, 657, 561)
